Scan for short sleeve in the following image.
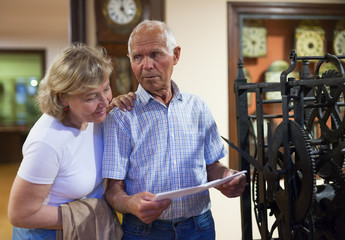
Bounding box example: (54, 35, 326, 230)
(203, 101, 227, 164)
(18, 140, 60, 184)
(102, 109, 132, 180)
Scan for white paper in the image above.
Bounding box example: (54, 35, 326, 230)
(154, 170, 247, 201)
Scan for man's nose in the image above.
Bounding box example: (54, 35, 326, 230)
(142, 57, 153, 70)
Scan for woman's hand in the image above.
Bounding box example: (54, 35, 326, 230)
(107, 92, 136, 113)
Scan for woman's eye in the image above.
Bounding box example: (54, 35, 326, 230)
(86, 96, 97, 102)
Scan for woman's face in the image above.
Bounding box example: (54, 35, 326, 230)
(64, 79, 112, 127)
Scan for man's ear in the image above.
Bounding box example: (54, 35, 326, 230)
(173, 46, 181, 65)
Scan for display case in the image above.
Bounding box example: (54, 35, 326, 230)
(0, 49, 45, 162)
(227, 3, 345, 239)
(227, 2, 345, 169)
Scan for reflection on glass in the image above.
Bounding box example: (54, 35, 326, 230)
(0, 51, 44, 128)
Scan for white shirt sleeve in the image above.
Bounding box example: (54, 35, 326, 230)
(18, 140, 60, 184)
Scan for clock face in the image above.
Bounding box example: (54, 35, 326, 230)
(242, 27, 267, 58)
(296, 30, 324, 56)
(107, 0, 138, 25)
(334, 29, 345, 56)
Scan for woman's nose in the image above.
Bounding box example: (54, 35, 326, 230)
(99, 93, 110, 107)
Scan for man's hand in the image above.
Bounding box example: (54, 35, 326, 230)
(215, 170, 247, 198)
(206, 161, 247, 198)
(105, 179, 171, 224)
(127, 192, 171, 224)
(107, 92, 136, 112)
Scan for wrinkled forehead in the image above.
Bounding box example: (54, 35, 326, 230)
(130, 28, 167, 52)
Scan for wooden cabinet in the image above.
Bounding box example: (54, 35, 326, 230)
(94, 0, 165, 97)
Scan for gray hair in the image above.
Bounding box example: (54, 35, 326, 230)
(128, 20, 177, 56)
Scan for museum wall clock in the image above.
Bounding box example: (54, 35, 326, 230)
(333, 20, 345, 58)
(102, 0, 142, 34)
(94, 0, 164, 96)
(241, 19, 267, 58)
(295, 20, 325, 57)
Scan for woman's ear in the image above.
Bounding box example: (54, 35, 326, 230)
(58, 93, 68, 106)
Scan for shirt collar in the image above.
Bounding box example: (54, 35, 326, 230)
(136, 80, 183, 105)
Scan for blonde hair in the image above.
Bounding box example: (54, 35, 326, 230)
(37, 43, 113, 122)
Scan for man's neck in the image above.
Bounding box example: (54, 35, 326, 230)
(151, 88, 173, 106)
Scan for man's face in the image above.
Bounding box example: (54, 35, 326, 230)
(128, 28, 180, 94)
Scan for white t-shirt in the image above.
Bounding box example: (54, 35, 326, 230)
(18, 114, 104, 207)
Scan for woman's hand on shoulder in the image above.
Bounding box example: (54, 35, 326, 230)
(107, 92, 136, 113)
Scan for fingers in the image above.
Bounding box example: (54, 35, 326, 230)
(127, 92, 136, 100)
(140, 199, 171, 223)
(130, 192, 171, 224)
(217, 174, 247, 198)
(109, 92, 136, 111)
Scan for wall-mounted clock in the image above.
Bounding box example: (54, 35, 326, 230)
(241, 19, 267, 58)
(295, 20, 325, 57)
(333, 20, 345, 58)
(334, 30, 345, 56)
(102, 0, 142, 34)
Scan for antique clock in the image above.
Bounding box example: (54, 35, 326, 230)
(334, 30, 345, 55)
(95, 0, 164, 96)
(333, 20, 345, 58)
(241, 19, 267, 58)
(102, 0, 143, 33)
(295, 20, 325, 57)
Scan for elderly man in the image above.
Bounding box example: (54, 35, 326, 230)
(103, 20, 247, 240)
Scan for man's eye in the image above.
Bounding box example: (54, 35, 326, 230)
(133, 55, 142, 61)
(152, 52, 161, 58)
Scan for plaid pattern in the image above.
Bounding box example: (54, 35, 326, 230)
(102, 81, 227, 220)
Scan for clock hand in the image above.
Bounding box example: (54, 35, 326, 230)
(119, 1, 125, 15)
(119, 0, 130, 18)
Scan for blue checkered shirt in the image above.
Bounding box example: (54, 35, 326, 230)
(102, 80, 227, 220)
